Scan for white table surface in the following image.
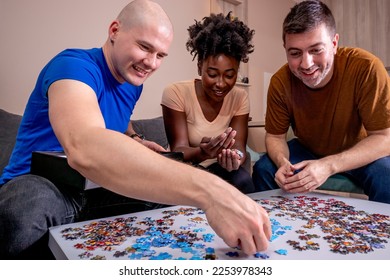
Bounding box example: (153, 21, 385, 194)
(49, 189, 390, 260)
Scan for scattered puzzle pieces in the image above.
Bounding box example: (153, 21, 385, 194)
(57, 195, 390, 259)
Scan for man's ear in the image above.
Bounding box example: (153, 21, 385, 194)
(332, 33, 339, 54)
(108, 20, 120, 43)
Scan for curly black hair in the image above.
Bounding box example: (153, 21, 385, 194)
(186, 12, 255, 64)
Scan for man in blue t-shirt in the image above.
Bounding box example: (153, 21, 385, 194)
(0, 0, 271, 259)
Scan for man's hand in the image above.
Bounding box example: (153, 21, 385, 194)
(274, 161, 295, 190)
(140, 139, 167, 152)
(204, 190, 271, 255)
(276, 160, 331, 193)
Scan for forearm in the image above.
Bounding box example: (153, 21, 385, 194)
(320, 132, 390, 174)
(65, 127, 219, 210)
(265, 133, 290, 168)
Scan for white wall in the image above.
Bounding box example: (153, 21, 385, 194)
(0, 0, 126, 114)
(132, 0, 209, 118)
(0, 0, 292, 121)
(247, 0, 292, 121)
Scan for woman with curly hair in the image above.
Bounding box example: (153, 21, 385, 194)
(161, 12, 257, 194)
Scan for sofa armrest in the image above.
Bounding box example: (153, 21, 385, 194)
(0, 109, 22, 174)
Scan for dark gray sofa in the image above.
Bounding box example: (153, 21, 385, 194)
(0, 109, 22, 174)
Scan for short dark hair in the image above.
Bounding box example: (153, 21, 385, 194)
(186, 12, 255, 64)
(282, 0, 336, 44)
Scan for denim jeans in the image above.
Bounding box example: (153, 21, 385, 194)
(252, 138, 390, 204)
(0, 174, 78, 259)
(0, 174, 157, 259)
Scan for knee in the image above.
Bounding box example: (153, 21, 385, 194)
(0, 175, 74, 257)
(1, 176, 70, 224)
(355, 157, 390, 203)
(252, 154, 279, 191)
(2, 175, 64, 208)
(0, 175, 63, 231)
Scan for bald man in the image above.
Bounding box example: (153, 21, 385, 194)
(0, 0, 271, 259)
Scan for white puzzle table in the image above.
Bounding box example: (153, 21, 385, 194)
(49, 189, 390, 260)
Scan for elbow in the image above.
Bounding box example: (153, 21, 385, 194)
(66, 149, 91, 175)
(62, 137, 93, 175)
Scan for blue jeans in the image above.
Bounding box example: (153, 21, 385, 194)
(252, 138, 390, 204)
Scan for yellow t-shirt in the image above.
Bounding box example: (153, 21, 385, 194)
(161, 79, 250, 166)
(266, 47, 390, 157)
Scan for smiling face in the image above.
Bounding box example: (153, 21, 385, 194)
(199, 54, 239, 103)
(105, 20, 173, 86)
(284, 23, 338, 89)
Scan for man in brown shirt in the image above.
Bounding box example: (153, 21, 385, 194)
(252, 0, 390, 203)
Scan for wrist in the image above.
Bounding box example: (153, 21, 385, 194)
(231, 149, 244, 159)
(198, 146, 210, 162)
(275, 154, 289, 168)
(130, 133, 145, 141)
(320, 155, 338, 175)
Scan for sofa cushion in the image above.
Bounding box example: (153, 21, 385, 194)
(0, 109, 22, 174)
(131, 116, 169, 149)
(318, 173, 364, 194)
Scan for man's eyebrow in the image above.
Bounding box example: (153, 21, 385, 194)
(287, 42, 325, 52)
(286, 47, 301, 52)
(137, 40, 169, 57)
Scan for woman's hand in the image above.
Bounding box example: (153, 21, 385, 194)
(218, 148, 242, 171)
(199, 127, 236, 159)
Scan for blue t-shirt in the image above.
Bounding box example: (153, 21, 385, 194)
(0, 48, 142, 184)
